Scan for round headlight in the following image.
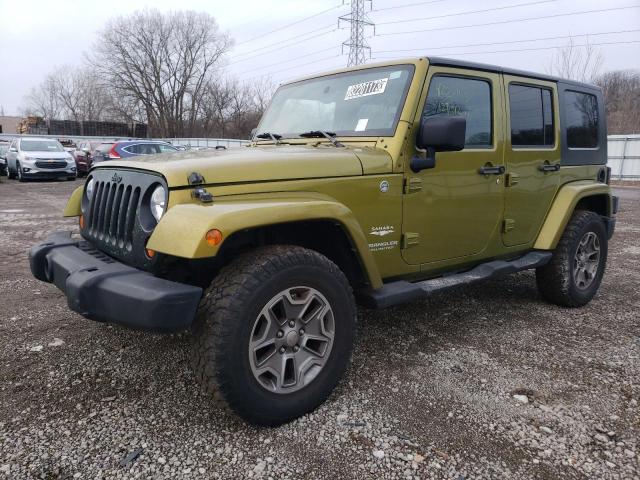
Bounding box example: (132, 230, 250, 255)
(85, 178, 95, 198)
(150, 185, 166, 222)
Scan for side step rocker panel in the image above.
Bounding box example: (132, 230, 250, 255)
(357, 251, 552, 309)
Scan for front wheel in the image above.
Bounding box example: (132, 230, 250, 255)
(192, 245, 357, 426)
(536, 210, 608, 307)
(16, 162, 25, 182)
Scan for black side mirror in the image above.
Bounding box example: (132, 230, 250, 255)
(411, 115, 466, 172)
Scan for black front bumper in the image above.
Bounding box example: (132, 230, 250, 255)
(29, 232, 202, 331)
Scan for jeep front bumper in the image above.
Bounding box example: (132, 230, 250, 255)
(29, 231, 202, 331)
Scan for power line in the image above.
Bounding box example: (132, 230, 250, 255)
(234, 4, 344, 46)
(370, 39, 640, 59)
(229, 26, 337, 65)
(372, 0, 445, 12)
(373, 29, 640, 53)
(245, 54, 343, 82)
(235, 46, 339, 76)
(376, 0, 556, 26)
(375, 5, 640, 37)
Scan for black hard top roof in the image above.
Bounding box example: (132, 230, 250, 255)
(426, 56, 601, 91)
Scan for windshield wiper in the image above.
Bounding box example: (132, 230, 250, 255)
(255, 132, 282, 144)
(299, 130, 344, 147)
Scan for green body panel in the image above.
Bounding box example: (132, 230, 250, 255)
(401, 67, 506, 267)
(63, 186, 83, 217)
(66, 57, 613, 290)
(534, 180, 612, 250)
(502, 75, 562, 247)
(147, 192, 385, 289)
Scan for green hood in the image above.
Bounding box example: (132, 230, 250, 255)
(99, 144, 391, 188)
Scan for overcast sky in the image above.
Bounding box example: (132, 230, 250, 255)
(1, 0, 639, 116)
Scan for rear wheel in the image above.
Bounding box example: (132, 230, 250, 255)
(536, 210, 608, 307)
(192, 245, 357, 426)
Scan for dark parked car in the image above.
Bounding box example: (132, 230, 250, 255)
(0, 141, 9, 176)
(92, 140, 179, 164)
(73, 140, 109, 175)
(91, 143, 116, 164)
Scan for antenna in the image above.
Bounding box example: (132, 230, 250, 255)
(339, 0, 375, 66)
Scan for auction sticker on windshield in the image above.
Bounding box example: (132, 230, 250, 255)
(345, 78, 388, 100)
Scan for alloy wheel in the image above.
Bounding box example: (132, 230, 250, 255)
(248, 286, 335, 394)
(573, 231, 600, 290)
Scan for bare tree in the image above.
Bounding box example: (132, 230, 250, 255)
(594, 70, 640, 134)
(90, 9, 232, 137)
(547, 37, 603, 83)
(23, 75, 62, 120)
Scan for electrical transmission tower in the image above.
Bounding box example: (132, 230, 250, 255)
(339, 0, 375, 67)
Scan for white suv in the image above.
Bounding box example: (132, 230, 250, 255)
(6, 137, 77, 182)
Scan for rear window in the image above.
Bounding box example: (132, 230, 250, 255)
(96, 143, 114, 152)
(509, 84, 554, 147)
(565, 91, 599, 148)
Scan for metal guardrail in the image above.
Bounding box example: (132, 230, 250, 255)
(608, 135, 640, 180)
(1, 132, 638, 177)
(0, 133, 249, 149)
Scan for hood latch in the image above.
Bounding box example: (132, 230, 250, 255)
(188, 171, 213, 203)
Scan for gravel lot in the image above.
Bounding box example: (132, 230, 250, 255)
(0, 178, 638, 479)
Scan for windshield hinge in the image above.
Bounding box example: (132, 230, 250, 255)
(188, 171, 205, 185)
(403, 177, 422, 194)
(401, 232, 420, 249)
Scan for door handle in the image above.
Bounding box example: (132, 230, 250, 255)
(538, 163, 560, 172)
(478, 164, 505, 175)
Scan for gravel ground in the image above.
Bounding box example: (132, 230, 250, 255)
(0, 179, 638, 480)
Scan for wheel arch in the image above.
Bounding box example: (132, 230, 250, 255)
(534, 181, 612, 250)
(147, 197, 383, 289)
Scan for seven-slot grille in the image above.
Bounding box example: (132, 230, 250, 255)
(35, 160, 67, 169)
(81, 169, 164, 269)
(86, 180, 141, 249)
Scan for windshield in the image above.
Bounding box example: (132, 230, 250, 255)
(257, 65, 415, 138)
(21, 139, 64, 152)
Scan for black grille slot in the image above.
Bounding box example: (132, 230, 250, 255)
(35, 160, 67, 169)
(86, 178, 141, 249)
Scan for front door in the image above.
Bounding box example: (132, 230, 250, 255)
(402, 68, 505, 266)
(502, 76, 561, 246)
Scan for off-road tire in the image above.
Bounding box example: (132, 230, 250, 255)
(191, 245, 357, 426)
(536, 210, 608, 307)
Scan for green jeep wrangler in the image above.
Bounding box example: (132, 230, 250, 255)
(30, 57, 618, 426)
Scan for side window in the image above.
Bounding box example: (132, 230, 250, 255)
(423, 75, 492, 148)
(565, 91, 599, 148)
(126, 145, 138, 154)
(509, 84, 554, 147)
(158, 144, 177, 153)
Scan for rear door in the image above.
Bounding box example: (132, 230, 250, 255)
(502, 76, 561, 246)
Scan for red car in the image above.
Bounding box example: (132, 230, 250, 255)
(73, 141, 108, 176)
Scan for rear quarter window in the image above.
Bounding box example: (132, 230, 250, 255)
(565, 91, 599, 148)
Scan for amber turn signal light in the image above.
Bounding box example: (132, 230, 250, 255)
(146, 248, 156, 258)
(205, 229, 223, 247)
(79, 215, 85, 229)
